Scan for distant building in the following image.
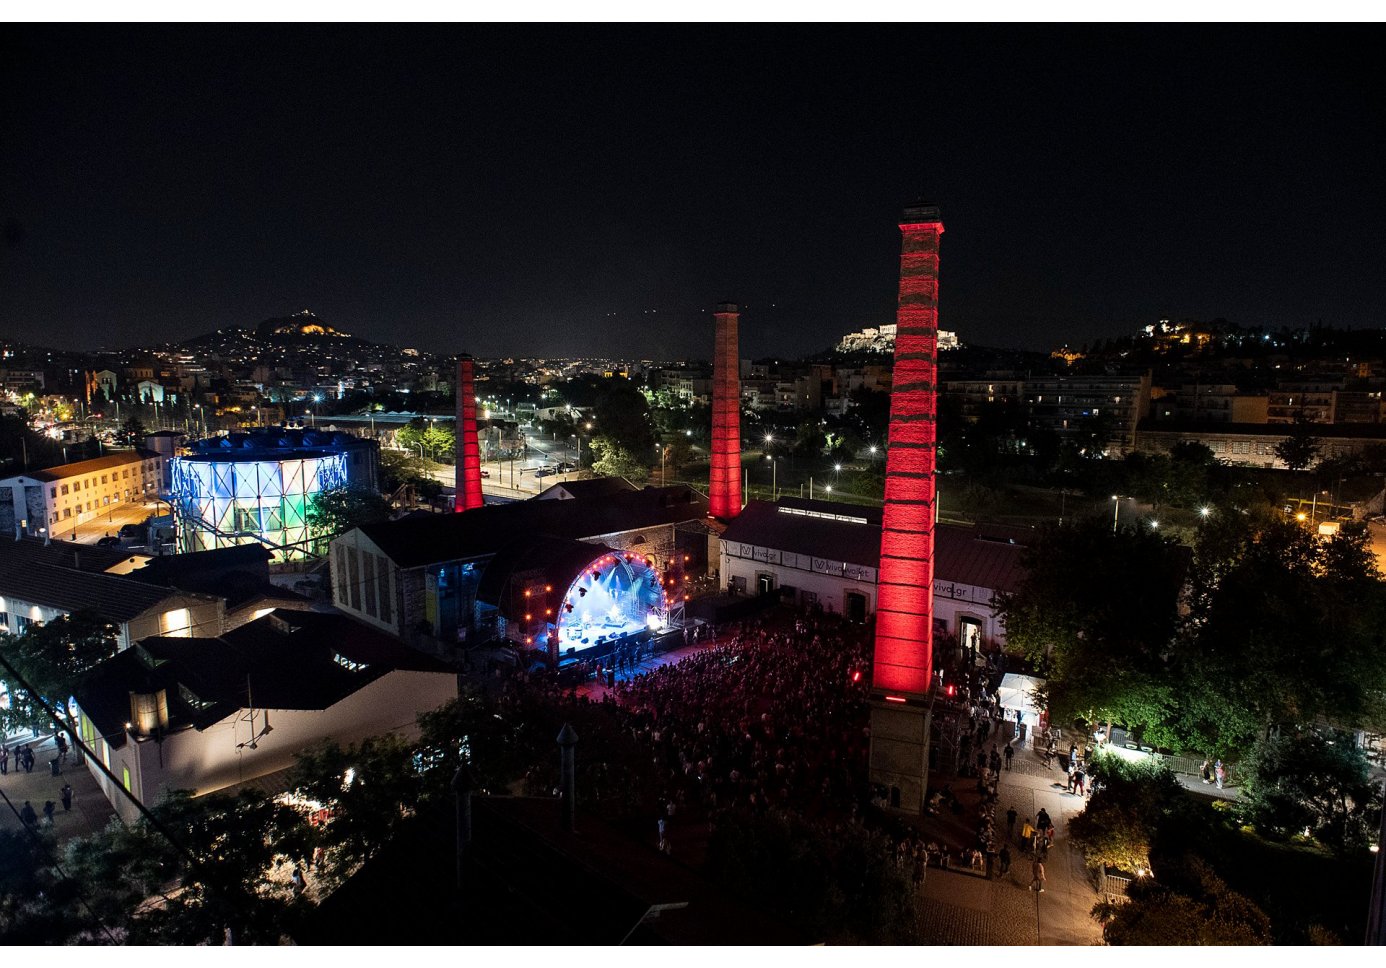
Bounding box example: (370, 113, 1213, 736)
(1135, 419, 1386, 468)
(0, 450, 163, 540)
(0, 368, 46, 394)
(837, 323, 960, 354)
(1021, 372, 1152, 454)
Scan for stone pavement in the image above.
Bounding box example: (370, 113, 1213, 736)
(0, 734, 116, 842)
(916, 748, 1105, 946)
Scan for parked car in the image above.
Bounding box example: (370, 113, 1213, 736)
(479, 469, 490, 478)
(556, 461, 576, 472)
(95, 535, 121, 548)
(534, 466, 555, 478)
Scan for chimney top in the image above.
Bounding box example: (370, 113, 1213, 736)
(901, 202, 943, 223)
(714, 302, 738, 315)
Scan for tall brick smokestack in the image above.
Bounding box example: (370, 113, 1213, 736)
(868, 203, 943, 815)
(454, 355, 484, 513)
(708, 302, 743, 519)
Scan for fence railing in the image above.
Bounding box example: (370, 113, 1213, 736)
(1100, 865, 1132, 902)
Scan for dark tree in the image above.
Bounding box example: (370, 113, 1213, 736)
(1237, 729, 1383, 854)
(1274, 419, 1322, 472)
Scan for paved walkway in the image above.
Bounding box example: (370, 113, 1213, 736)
(915, 746, 1104, 945)
(0, 734, 115, 842)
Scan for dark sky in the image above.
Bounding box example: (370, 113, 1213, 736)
(2, 26, 1382, 360)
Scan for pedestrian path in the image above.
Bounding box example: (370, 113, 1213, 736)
(0, 734, 115, 842)
(916, 753, 1104, 945)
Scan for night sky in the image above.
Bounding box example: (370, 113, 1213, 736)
(2, 26, 1381, 360)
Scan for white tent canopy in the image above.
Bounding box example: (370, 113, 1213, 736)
(997, 673, 1045, 730)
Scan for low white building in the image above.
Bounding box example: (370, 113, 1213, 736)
(0, 450, 163, 540)
(718, 497, 1029, 652)
(72, 610, 459, 822)
(0, 537, 224, 647)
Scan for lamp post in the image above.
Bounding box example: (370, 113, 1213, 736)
(765, 455, 779, 502)
(1111, 494, 1132, 533)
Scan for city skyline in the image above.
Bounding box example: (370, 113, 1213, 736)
(3, 26, 1382, 360)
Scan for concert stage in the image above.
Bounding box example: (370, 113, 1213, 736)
(555, 551, 669, 656)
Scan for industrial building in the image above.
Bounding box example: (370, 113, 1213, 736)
(168, 428, 378, 562)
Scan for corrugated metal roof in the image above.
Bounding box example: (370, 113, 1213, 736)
(0, 560, 184, 623)
(359, 484, 708, 568)
(720, 499, 1031, 593)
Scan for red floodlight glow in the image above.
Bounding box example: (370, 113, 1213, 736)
(872, 210, 944, 696)
(852, 670, 862, 683)
(884, 695, 908, 704)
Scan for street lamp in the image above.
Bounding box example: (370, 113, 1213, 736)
(765, 454, 779, 501)
(1111, 494, 1129, 533)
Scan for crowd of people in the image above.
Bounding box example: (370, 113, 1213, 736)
(610, 613, 876, 830)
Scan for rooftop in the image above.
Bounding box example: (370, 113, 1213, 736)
(2, 449, 158, 483)
(74, 610, 454, 747)
(359, 483, 708, 568)
(721, 498, 1031, 592)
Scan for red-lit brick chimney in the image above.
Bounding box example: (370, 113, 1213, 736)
(708, 302, 743, 519)
(868, 203, 944, 815)
(873, 204, 944, 695)
(454, 355, 484, 512)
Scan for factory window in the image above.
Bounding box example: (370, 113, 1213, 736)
(377, 557, 392, 624)
(101, 475, 108, 484)
(160, 607, 191, 637)
(63, 508, 71, 519)
(61, 484, 69, 495)
(50, 487, 56, 498)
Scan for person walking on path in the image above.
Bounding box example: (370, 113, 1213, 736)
(19, 800, 37, 826)
(61, 783, 73, 812)
(1006, 806, 1017, 842)
(999, 845, 1012, 875)
(1030, 857, 1046, 892)
(1020, 817, 1035, 853)
(0, 745, 8, 775)
(42, 800, 55, 826)
(1004, 743, 1014, 770)
(1215, 760, 1226, 790)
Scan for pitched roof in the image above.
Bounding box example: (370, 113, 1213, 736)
(5, 449, 159, 483)
(0, 560, 185, 624)
(358, 485, 709, 568)
(0, 536, 147, 574)
(74, 611, 454, 746)
(720, 499, 1031, 593)
(536, 477, 639, 501)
